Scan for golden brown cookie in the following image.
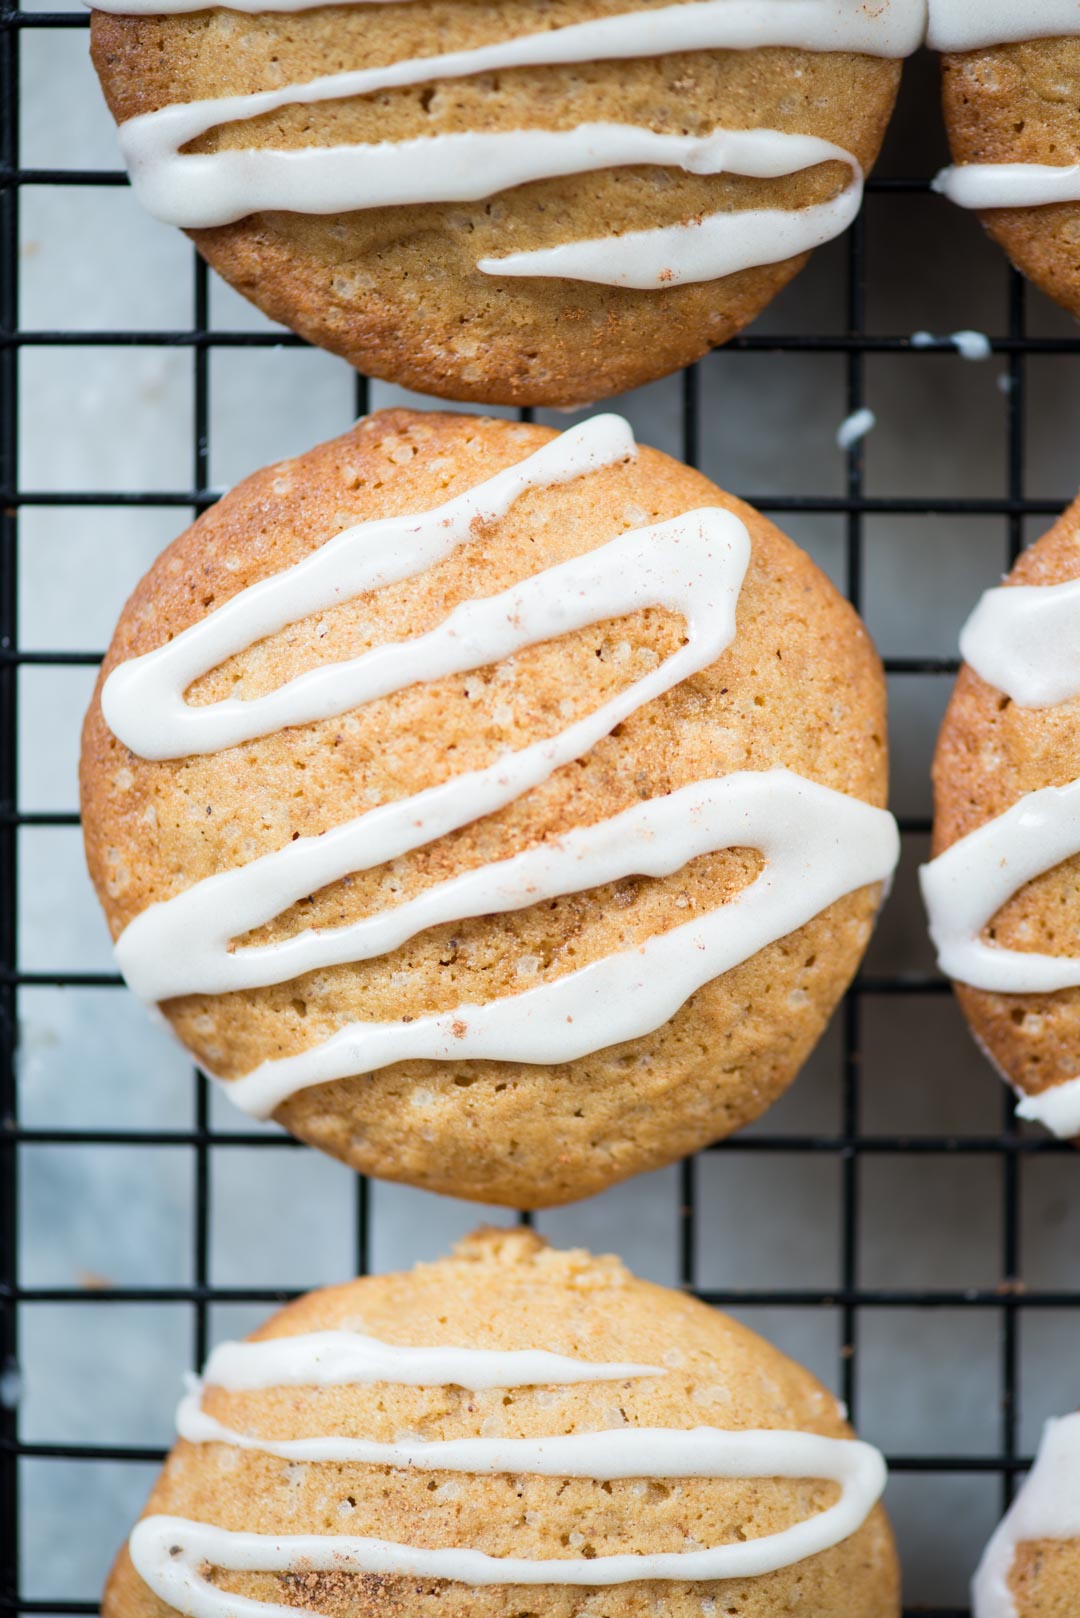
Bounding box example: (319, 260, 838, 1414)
(89, 1, 904, 407)
(941, 37, 1080, 317)
(103, 1228, 900, 1618)
(930, 498, 1080, 1137)
(80, 407, 893, 1209)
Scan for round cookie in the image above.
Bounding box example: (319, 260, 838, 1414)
(973, 1411, 1080, 1617)
(938, 24, 1080, 316)
(104, 1227, 900, 1618)
(88, 0, 910, 408)
(80, 407, 895, 1209)
(926, 497, 1080, 1139)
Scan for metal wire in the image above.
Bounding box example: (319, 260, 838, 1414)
(0, 14, 1075, 1617)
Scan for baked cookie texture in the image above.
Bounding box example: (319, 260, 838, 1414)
(932, 498, 1080, 1133)
(941, 38, 1080, 317)
(1007, 1543, 1080, 1617)
(103, 1227, 900, 1618)
(80, 408, 889, 1209)
(89, 0, 902, 407)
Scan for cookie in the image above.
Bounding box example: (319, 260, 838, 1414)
(923, 496, 1080, 1139)
(103, 1227, 900, 1618)
(973, 1411, 1080, 1618)
(933, 4, 1080, 316)
(80, 407, 896, 1209)
(88, 0, 919, 408)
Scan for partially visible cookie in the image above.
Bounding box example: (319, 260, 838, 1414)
(973, 1410, 1080, 1618)
(80, 407, 895, 1209)
(926, 496, 1080, 1138)
(936, 14, 1080, 315)
(89, 0, 913, 406)
(103, 1227, 900, 1618)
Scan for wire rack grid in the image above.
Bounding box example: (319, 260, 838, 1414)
(2, 18, 1080, 1618)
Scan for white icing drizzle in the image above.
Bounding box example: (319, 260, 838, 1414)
(116, 768, 894, 1010)
(102, 412, 898, 1118)
(187, 769, 898, 1120)
(180, 1392, 877, 1485)
(921, 779, 1080, 997)
(126, 1326, 887, 1604)
(924, 572, 1080, 1137)
(1015, 1072, 1080, 1137)
(103, 1, 927, 289)
(929, 0, 1080, 52)
(960, 576, 1080, 709)
(95, 0, 928, 56)
(121, 113, 864, 290)
(103, 413, 636, 760)
(973, 1412, 1080, 1618)
(935, 162, 1080, 214)
(199, 1331, 664, 1392)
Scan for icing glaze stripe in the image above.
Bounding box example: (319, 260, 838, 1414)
(94, 0, 929, 59)
(101, 0, 924, 289)
(209, 770, 897, 1119)
(960, 576, 1080, 710)
(102, 412, 636, 760)
(922, 789, 1080, 1136)
(935, 163, 1080, 215)
(1014, 1072, 1080, 1138)
(973, 1413, 1080, 1618)
(116, 765, 886, 1010)
(928, 0, 1080, 52)
(130, 1329, 887, 1600)
(199, 1331, 663, 1392)
(181, 1394, 872, 1482)
(119, 115, 863, 290)
(921, 779, 1080, 998)
(131, 1440, 884, 1602)
(476, 136, 861, 289)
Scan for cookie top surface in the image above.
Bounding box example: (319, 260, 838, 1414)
(89, 0, 906, 404)
(930, 500, 1080, 1130)
(81, 408, 892, 1208)
(105, 1228, 899, 1618)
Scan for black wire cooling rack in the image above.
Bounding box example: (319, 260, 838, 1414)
(4, 17, 1080, 1617)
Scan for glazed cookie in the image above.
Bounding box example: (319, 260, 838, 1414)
(80, 408, 897, 1208)
(88, 0, 921, 408)
(973, 1412, 1080, 1617)
(923, 497, 1080, 1138)
(104, 1227, 900, 1618)
(933, 3, 1080, 317)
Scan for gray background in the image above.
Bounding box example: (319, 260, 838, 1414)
(11, 32, 1080, 1614)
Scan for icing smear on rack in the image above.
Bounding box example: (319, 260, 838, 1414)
(973, 1412, 1080, 1618)
(128, 1327, 887, 1607)
(100, 412, 899, 1122)
(931, 1, 1080, 213)
(101, 0, 926, 289)
(921, 573, 1080, 1137)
